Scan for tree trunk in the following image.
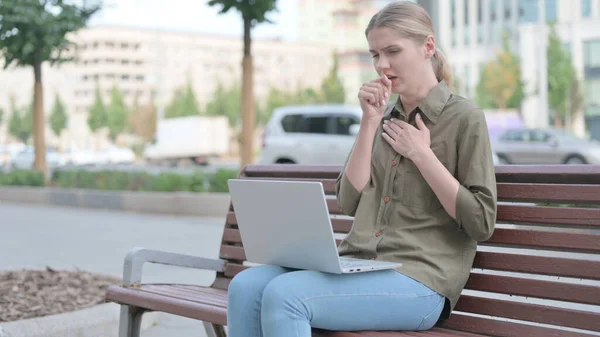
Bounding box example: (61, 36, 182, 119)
(240, 16, 255, 168)
(33, 61, 47, 179)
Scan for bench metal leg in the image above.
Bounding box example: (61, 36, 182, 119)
(203, 322, 227, 337)
(119, 305, 144, 337)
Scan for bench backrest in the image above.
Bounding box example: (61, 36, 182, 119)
(215, 164, 600, 336)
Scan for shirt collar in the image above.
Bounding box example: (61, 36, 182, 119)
(392, 80, 452, 124)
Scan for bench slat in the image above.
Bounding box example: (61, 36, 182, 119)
(497, 183, 600, 204)
(495, 164, 600, 184)
(483, 228, 600, 253)
(139, 285, 228, 307)
(224, 262, 247, 278)
(455, 295, 600, 332)
(219, 245, 246, 261)
(465, 273, 600, 306)
(440, 312, 597, 337)
(474, 251, 600, 280)
(497, 204, 600, 227)
(105, 285, 228, 325)
(243, 165, 342, 179)
(222, 225, 600, 257)
(245, 164, 600, 184)
(220, 248, 600, 281)
(242, 177, 338, 194)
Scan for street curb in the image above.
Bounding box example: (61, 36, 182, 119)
(0, 186, 231, 217)
(0, 303, 160, 337)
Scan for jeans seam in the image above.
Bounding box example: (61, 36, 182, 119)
(416, 295, 444, 331)
(299, 292, 438, 303)
(257, 297, 263, 337)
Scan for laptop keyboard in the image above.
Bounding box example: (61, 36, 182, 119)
(339, 257, 375, 268)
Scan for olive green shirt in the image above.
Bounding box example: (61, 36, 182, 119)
(335, 80, 497, 319)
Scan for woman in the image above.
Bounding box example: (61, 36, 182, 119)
(227, 2, 497, 336)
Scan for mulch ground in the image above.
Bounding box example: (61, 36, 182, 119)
(0, 268, 121, 322)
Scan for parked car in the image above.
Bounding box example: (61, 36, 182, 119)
(258, 105, 362, 165)
(491, 127, 600, 164)
(10, 146, 67, 169)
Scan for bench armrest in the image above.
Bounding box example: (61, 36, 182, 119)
(122, 247, 226, 286)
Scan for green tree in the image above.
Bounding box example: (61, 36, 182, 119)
(205, 81, 241, 127)
(49, 93, 68, 137)
(320, 53, 345, 103)
(547, 24, 583, 127)
(106, 85, 129, 141)
(259, 85, 325, 124)
(129, 90, 157, 142)
(0, 0, 101, 175)
(475, 31, 525, 110)
(7, 96, 32, 144)
(129, 103, 157, 142)
(208, 0, 278, 168)
(165, 78, 201, 118)
(88, 86, 108, 133)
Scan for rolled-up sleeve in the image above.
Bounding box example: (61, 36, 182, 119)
(335, 169, 362, 216)
(454, 108, 497, 242)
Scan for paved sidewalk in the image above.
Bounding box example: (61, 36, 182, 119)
(1, 201, 227, 336)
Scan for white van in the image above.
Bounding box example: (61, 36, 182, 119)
(258, 105, 362, 165)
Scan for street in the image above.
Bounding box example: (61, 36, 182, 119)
(0, 202, 226, 336)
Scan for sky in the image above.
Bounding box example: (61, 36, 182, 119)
(89, 0, 300, 42)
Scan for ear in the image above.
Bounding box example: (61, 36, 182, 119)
(424, 35, 436, 59)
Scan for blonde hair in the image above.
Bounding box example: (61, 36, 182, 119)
(365, 1, 453, 89)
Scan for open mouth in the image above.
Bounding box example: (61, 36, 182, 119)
(386, 75, 398, 85)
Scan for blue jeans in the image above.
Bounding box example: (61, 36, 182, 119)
(227, 265, 444, 337)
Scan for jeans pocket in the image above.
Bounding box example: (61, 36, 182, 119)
(416, 296, 445, 331)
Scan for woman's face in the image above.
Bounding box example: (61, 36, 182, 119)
(367, 27, 433, 95)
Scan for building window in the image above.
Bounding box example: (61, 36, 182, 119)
(582, 0, 592, 17)
(451, 0, 456, 27)
(546, 0, 557, 21)
(584, 39, 600, 68)
(583, 40, 600, 115)
(519, 0, 537, 23)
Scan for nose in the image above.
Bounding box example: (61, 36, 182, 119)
(376, 56, 390, 73)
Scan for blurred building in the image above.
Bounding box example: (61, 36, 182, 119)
(0, 26, 332, 149)
(301, 0, 600, 136)
(433, 0, 600, 135)
(299, 0, 415, 104)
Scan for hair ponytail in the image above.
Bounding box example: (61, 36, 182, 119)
(431, 47, 454, 90)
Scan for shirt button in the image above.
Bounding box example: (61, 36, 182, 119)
(384, 196, 390, 203)
(375, 231, 382, 237)
(391, 160, 397, 166)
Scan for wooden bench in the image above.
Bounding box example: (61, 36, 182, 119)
(105, 164, 600, 337)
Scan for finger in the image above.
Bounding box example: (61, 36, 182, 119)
(362, 87, 380, 106)
(382, 121, 398, 139)
(382, 132, 395, 147)
(359, 90, 377, 105)
(361, 86, 383, 106)
(365, 83, 384, 107)
(380, 74, 392, 96)
(415, 113, 428, 131)
(372, 77, 388, 102)
(384, 119, 402, 135)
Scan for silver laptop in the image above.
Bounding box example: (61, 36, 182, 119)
(227, 179, 402, 274)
